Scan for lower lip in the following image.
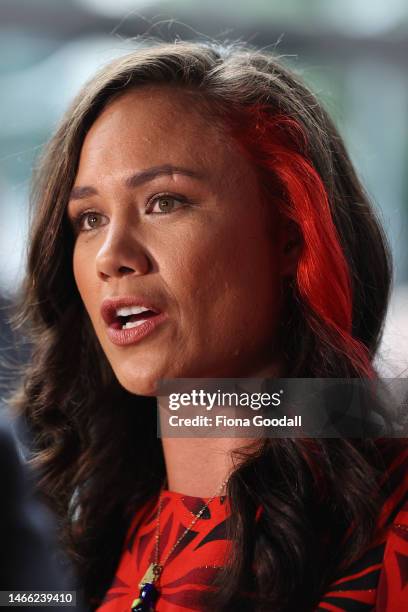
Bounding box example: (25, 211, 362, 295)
(105, 312, 168, 346)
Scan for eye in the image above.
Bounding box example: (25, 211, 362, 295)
(148, 194, 187, 214)
(76, 211, 108, 232)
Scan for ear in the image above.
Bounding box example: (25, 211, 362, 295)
(278, 219, 302, 278)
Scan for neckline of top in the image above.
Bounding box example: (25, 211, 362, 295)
(160, 488, 226, 503)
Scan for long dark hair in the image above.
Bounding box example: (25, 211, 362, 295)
(10, 41, 401, 611)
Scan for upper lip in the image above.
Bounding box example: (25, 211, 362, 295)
(101, 296, 162, 326)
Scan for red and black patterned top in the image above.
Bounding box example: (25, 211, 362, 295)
(97, 445, 408, 611)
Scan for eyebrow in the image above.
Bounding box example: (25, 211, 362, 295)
(69, 164, 205, 201)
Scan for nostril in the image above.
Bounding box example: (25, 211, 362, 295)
(96, 250, 151, 279)
(98, 270, 110, 281)
(119, 266, 135, 275)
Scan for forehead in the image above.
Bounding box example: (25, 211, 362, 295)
(77, 86, 234, 174)
(83, 86, 225, 165)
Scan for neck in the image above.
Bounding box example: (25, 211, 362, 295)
(158, 431, 258, 497)
(157, 359, 282, 497)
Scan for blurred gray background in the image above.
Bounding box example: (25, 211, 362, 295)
(0, 0, 407, 390)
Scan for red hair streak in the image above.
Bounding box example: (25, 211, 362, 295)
(231, 109, 374, 378)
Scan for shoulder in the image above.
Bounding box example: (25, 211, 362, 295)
(316, 440, 408, 611)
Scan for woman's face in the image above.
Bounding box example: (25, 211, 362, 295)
(67, 87, 290, 395)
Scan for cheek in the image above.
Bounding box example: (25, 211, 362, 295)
(159, 212, 281, 339)
(72, 244, 99, 319)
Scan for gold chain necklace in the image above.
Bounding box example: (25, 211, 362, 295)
(130, 477, 229, 612)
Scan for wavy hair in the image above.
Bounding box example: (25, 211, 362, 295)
(10, 41, 399, 611)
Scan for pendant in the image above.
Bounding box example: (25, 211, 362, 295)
(130, 564, 162, 612)
(139, 563, 160, 589)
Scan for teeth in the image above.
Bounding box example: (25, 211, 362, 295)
(116, 305, 150, 317)
(122, 319, 148, 330)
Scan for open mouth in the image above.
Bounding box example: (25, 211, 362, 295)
(112, 306, 159, 330)
(101, 297, 167, 346)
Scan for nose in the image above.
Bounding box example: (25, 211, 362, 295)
(96, 222, 151, 280)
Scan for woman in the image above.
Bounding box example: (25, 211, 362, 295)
(11, 41, 407, 611)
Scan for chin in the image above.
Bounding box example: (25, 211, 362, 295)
(114, 367, 164, 397)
